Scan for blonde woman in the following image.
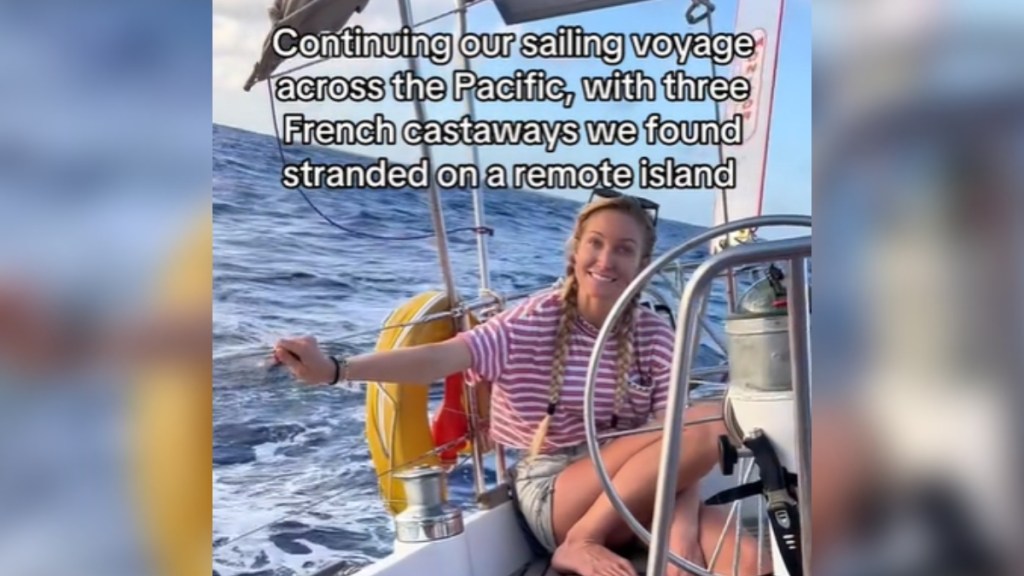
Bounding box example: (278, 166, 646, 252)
(276, 196, 767, 576)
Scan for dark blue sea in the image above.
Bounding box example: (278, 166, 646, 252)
(212, 122, 734, 576)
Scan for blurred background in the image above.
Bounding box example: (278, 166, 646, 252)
(813, 0, 1024, 575)
(0, 1, 212, 576)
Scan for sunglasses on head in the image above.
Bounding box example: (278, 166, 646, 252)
(587, 188, 660, 226)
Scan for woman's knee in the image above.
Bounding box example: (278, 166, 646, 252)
(677, 417, 726, 469)
(605, 428, 662, 454)
(681, 399, 727, 437)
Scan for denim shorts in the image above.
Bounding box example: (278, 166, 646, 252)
(508, 443, 594, 552)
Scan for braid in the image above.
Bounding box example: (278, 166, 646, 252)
(611, 300, 637, 429)
(528, 193, 656, 454)
(528, 271, 577, 459)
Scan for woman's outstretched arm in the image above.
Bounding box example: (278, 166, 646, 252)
(273, 335, 473, 386)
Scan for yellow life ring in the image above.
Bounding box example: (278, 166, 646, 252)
(365, 290, 489, 515)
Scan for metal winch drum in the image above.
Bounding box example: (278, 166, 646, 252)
(724, 310, 792, 394)
(393, 465, 464, 543)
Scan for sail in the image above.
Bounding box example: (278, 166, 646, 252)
(243, 0, 370, 91)
(710, 0, 784, 252)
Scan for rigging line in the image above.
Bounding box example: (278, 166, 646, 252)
(694, 0, 731, 229)
(214, 436, 474, 549)
(215, 289, 527, 363)
(266, 81, 494, 242)
(269, 0, 491, 80)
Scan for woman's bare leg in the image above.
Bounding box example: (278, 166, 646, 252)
(665, 487, 705, 576)
(549, 401, 726, 576)
(544, 427, 663, 576)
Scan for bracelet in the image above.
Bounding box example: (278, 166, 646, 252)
(328, 356, 348, 385)
(329, 357, 341, 385)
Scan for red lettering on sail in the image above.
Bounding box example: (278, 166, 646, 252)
(728, 28, 768, 142)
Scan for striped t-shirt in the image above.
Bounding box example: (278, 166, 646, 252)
(456, 288, 676, 453)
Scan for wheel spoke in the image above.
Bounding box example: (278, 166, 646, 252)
(707, 458, 756, 570)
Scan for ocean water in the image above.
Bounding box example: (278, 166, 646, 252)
(212, 123, 733, 576)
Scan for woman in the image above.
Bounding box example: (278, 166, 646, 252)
(275, 196, 768, 576)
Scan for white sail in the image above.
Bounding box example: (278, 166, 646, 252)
(710, 0, 784, 253)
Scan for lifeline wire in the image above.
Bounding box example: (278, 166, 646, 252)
(214, 436, 473, 549)
(267, 82, 494, 242)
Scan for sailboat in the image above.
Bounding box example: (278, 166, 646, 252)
(238, 0, 811, 575)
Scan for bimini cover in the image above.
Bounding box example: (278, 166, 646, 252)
(244, 0, 370, 91)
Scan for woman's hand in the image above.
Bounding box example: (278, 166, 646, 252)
(272, 336, 336, 385)
(676, 534, 706, 571)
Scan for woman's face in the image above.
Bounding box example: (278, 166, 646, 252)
(572, 209, 647, 303)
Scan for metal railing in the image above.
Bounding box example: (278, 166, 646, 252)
(582, 215, 812, 576)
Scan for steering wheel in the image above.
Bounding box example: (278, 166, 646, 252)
(582, 215, 812, 575)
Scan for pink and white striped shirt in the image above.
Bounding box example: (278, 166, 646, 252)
(456, 288, 676, 453)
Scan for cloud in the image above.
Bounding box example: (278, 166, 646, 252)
(213, 0, 273, 23)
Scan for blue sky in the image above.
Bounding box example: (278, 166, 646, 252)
(212, 0, 810, 227)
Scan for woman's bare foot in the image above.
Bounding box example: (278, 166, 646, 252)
(550, 539, 637, 576)
(666, 489, 705, 576)
(698, 505, 770, 576)
(666, 535, 705, 576)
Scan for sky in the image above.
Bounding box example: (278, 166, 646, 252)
(212, 0, 811, 227)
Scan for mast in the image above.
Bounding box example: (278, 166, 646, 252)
(453, 0, 492, 296)
(394, 0, 460, 306)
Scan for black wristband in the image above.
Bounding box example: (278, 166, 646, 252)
(329, 356, 341, 385)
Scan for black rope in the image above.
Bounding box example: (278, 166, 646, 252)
(266, 81, 494, 242)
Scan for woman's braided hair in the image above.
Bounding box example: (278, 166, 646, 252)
(528, 195, 656, 459)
